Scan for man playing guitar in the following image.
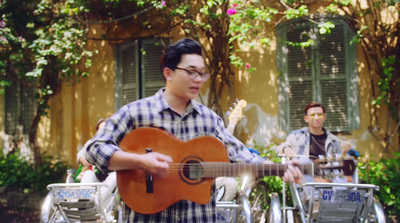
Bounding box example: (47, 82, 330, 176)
(84, 38, 303, 222)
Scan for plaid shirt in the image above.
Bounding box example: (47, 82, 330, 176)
(85, 88, 265, 222)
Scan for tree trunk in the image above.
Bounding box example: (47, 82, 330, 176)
(28, 97, 47, 168)
(29, 57, 61, 168)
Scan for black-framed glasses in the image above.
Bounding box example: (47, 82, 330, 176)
(175, 67, 210, 82)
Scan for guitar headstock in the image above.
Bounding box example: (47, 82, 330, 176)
(315, 156, 356, 179)
(227, 99, 247, 127)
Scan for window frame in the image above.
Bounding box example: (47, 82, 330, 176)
(276, 16, 360, 133)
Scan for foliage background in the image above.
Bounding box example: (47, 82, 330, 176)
(358, 152, 400, 216)
(0, 152, 69, 196)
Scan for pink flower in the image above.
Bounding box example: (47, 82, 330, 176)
(227, 8, 236, 16)
(246, 64, 251, 69)
(161, 1, 166, 6)
(233, 3, 237, 8)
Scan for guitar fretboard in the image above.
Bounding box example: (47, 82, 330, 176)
(201, 162, 313, 178)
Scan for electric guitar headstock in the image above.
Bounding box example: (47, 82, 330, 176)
(315, 156, 357, 180)
(226, 99, 247, 134)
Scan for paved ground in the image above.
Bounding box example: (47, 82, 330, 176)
(0, 207, 40, 223)
(0, 189, 42, 222)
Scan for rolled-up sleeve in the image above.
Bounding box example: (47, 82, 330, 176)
(85, 139, 120, 173)
(276, 133, 295, 154)
(276, 128, 308, 155)
(85, 105, 132, 173)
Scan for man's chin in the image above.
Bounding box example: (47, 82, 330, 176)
(311, 124, 323, 128)
(188, 93, 199, 99)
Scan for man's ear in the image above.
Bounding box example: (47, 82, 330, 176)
(304, 115, 309, 123)
(163, 67, 173, 82)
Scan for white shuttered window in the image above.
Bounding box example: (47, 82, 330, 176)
(114, 38, 168, 110)
(276, 17, 360, 133)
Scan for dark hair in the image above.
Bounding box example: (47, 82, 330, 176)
(304, 102, 325, 115)
(160, 38, 202, 73)
(95, 118, 108, 131)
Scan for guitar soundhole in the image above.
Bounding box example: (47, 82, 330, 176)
(179, 156, 204, 185)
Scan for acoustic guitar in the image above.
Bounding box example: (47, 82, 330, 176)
(117, 127, 356, 214)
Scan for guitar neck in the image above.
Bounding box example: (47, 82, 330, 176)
(227, 123, 236, 134)
(201, 162, 313, 178)
(227, 99, 246, 134)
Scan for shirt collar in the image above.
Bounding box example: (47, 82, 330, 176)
(189, 99, 203, 115)
(154, 88, 169, 112)
(154, 87, 203, 115)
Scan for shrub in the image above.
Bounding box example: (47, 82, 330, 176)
(0, 152, 70, 195)
(357, 152, 400, 216)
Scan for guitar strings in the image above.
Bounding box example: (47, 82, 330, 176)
(162, 163, 314, 172)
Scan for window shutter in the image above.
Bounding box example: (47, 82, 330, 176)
(21, 85, 37, 134)
(4, 81, 37, 135)
(141, 39, 165, 98)
(4, 84, 19, 135)
(115, 41, 139, 109)
(121, 43, 138, 106)
(115, 38, 169, 110)
(318, 23, 348, 131)
(287, 26, 314, 130)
